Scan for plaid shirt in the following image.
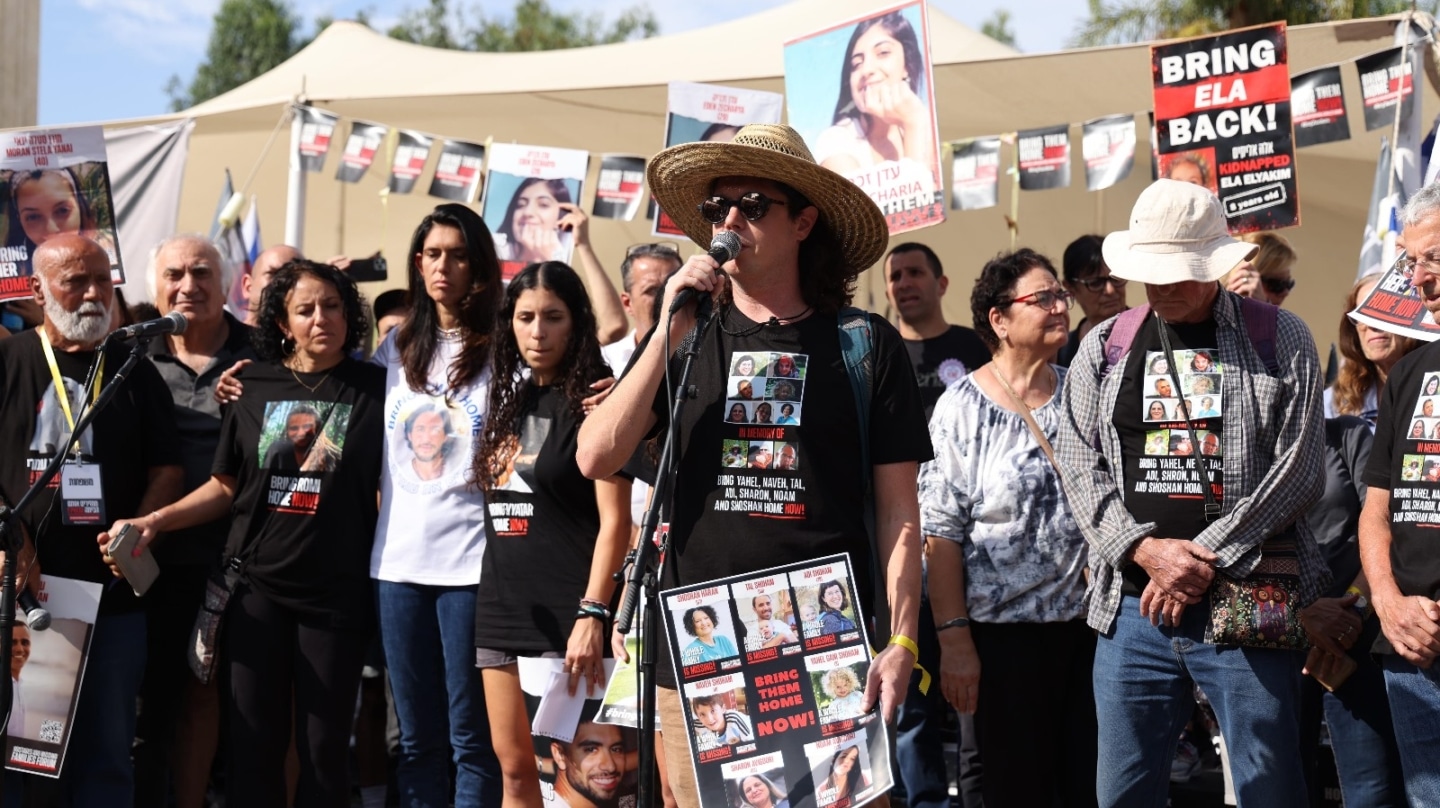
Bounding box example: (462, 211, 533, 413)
(1055, 290, 1330, 633)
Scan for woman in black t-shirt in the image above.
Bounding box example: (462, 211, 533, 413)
(112, 261, 384, 807)
(471, 262, 630, 805)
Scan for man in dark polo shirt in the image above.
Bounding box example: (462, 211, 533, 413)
(134, 234, 256, 806)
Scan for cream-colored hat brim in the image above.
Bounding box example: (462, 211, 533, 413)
(1103, 230, 1258, 285)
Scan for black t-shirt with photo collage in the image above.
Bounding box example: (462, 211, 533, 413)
(1113, 318, 1225, 594)
(214, 359, 384, 629)
(1363, 339, 1440, 647)
(644, 306, 933, 688)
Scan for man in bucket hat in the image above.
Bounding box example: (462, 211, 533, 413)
(578, 124, 931, 807)
(1054, 179, 1327, 804)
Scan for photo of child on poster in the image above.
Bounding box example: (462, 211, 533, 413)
(6, 576, 102, 777)
(0, 126, 123, 302)
(792, 563, 861, 648)
(518, 657, 639, 808)
(784, 0, 943, 235)
(805, 645, 870, 725)
(481, 143, 588, 281)
(684, 673, 754, 757)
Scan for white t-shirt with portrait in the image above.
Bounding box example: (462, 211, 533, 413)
(370, 331, 491, 585)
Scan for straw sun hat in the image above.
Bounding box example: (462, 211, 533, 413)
(1103, 179, 1258, 285)
(646, 123, 889, 277)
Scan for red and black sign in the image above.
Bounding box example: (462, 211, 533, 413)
(1017, 124, 1071, 191)
(386, 130, 433, 195)
(1290, 65, 1350, 147)
(335, 121, 387, 184)
(427, 139, 485, 203)
(1358, 46, 1415, 132)
(296, 106, 338, 173)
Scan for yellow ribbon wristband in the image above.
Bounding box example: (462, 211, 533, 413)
(888, 634, 931, 696)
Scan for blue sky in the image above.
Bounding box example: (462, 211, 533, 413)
(38, 0, 1091, 125)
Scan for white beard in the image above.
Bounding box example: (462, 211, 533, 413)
(44, 297, 110, 345)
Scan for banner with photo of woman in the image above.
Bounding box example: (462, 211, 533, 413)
(517, 657, 640, 808)
(652, 82, 785, 238)
(481, 143, 588, 281)
(784, 0, 944, 235)
(660, 554, 892, 808)
(0, 125, 123, 301)
(5, 576, 102, 777)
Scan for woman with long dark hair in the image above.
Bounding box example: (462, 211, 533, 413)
(472, 261, 630, 807)
(372, 203, 503, 806)
(494, 178, 574, 265)
(816, 745, 870, 806)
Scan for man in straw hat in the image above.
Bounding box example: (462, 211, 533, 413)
(1054, 179, 1328, 804)
(1358, 182, 1440, 799)
(578, 123, 931, 807)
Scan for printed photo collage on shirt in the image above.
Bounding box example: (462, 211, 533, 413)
(1141, 349, 1223, 458)
(1406, 373, 1440, 443)
(722, 351, 807, 473)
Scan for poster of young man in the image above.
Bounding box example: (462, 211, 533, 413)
(661, 555, 891, 808)
(334, 121, 388, 184)
(4, 575, 102, 777)
(518, 657, 639, 808)
(1151, 22, 1299, 232)
(784, 0, 944, 235)
(1016, 124, 1072, 191)
(651, 82, 784, 237)
(387, 130, 433, 194)
(481, 143, 588, 281)
(592, 155, 647, 221)
(1290, 65, 1350, 147)
(0, 125, 123, 301)
(1351, 252, 1440, 342)
(949, 137, 1000, 211)
(428, 139, 486, 203)
(1082, 114, 1137, 191)
(296, 106, 339, 173)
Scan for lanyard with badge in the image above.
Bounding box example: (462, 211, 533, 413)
(39, 327, 106, 526)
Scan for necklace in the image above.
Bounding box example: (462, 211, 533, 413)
(989, 363, 1054, 410)
(288, 363, 334, 394)
(437, 325, 464, 339)
(717, 304, 813, 338)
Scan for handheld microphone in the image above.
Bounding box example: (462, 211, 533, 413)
(18, 591, 49, 631)
(111, 311, 188, 341)
(669, 232, 741, 315)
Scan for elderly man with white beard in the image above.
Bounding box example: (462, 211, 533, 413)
(0, 234, 181, 806)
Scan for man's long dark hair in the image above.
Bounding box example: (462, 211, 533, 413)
(473, 261, 607, 491)
(396, 204, 501, 398)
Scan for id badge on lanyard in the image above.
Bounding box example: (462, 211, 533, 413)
(61, 460, 105, 525)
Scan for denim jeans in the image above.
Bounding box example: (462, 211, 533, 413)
(1094, 595, 1306, 807)
(65, 609, 147, 807)
(894, 592, 950, 808)
(1381, 654, 1440, 806)
(1318, 617, 1404, 808)
(378, 581, 502, 808)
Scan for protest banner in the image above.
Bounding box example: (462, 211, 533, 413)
(652, 82, 784, 238)
(785, 0, 944, 235)
(949, 138, 1000, 210)
(662, 555, 891, 808)
(1017, 124, 1072, 191)
(1358, 47, 1416, 132)
(5, 576, 102, 777)
(387, 130, 433, 194)
(296, 106, 339, 173)
(1082, 115, 1136, 191)
(517, 657, 639, 808)
(335, 121, 388, 184)
(481, 143, 588, 281)
(0, 126, 124, 302)
(593, 155, 647, 221)
(1290, 66, 1350, 147)
(427, 139, 486, 203)
(1351, 252, 1440, 342)
(1152, 23, 1299, 232)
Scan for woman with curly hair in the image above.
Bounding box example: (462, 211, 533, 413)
(471, 261, 630, 807)
(1326, 273, 1420, 426)
(820, 667, 865, 719)
(679, 605, 738, 665)
(114, 260, 385, 806)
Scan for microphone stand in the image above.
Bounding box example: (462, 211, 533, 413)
(0, 334, 151, 739)
(615, 299, 715, 808)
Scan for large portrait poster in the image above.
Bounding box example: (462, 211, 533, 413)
(5, 575, 102, 777)
(784, 0, 944, 235)
(518, 657, 639, 808)
(652, 82, 785, 238)
(1351, 253, 1440, 342)
(481, 143, 588, 281)
(1152, 23, 1299, 233)
(0, 126, 123, 301)
(661, 554, 892, 808)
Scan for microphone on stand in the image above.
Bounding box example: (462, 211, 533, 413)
(110, 311, 188, 341)
(17, 590, 49, 631)
(669, 231, 742, 317)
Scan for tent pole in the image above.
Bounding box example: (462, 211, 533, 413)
(286, 103, 307, 250)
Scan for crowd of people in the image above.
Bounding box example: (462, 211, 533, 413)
(0, 119, 1434, 808)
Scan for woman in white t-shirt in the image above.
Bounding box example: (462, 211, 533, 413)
(371, 204, 505, 807)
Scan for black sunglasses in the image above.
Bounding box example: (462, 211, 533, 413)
(1072, 275, 1127, 293)
(697, 192, 786, 224)
(1261, 277, 1296, 294)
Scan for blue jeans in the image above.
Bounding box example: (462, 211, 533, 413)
(894, 592, 950, 808)
(1094, 595, 1306, 807)
(1382, 654, 1440, 806)
(377, 581, 502, 808)
(65, 609, 147, 807)
(1319, 617, 1404, 807)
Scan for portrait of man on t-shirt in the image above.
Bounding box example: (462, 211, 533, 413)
(496, 413, 551, 493)
(260, 401, 348, 473)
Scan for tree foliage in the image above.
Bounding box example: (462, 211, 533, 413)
(981, 9, 1018, 49)
(168, 0, 299, 111)
(1070, 0, 1433, 48)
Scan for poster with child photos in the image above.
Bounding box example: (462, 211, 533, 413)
(1399, 371, 1440, 489)
(1133, 349, 1225, 499)
(661, 555, 891, 808)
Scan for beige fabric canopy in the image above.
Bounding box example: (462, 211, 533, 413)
(82, 3, 1437, 348)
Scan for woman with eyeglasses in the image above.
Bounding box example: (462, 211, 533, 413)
(1057, 234, 1127, 367)
(920, 248, 1096, 806)
(1228, 232, 1296, 305)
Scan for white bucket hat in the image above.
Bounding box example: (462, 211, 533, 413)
(1103, 179, 1258, 285)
